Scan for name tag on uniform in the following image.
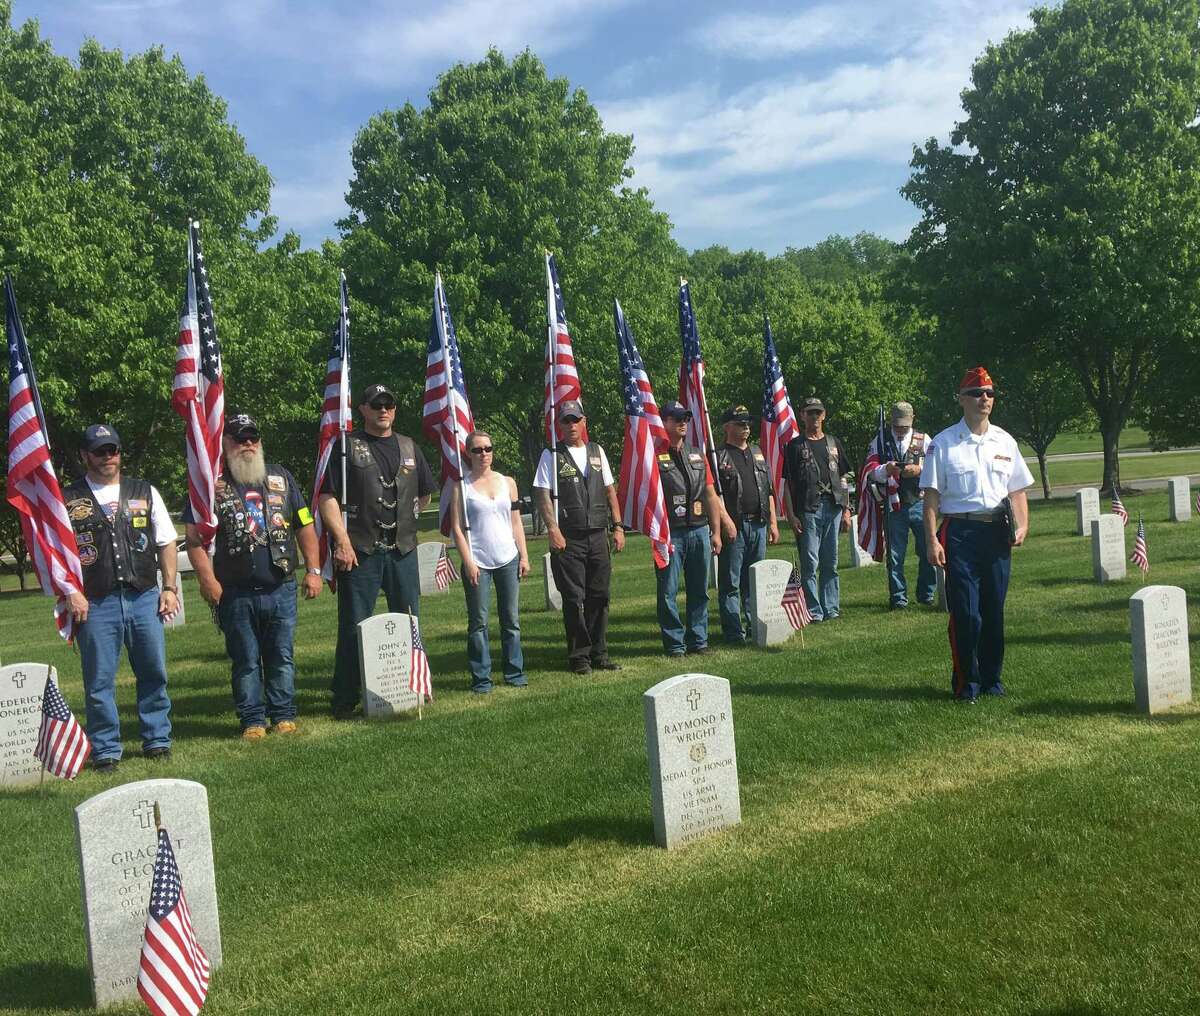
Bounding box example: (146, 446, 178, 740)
(994, 454, 1011, 462)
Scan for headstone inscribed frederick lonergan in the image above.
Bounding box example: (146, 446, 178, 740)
(543, 552, 562, 611)
(417, 541, 449, 596)
(848, 515, 876, 568)
(156, 572, 186, 629)
(1167, 477, 1192, 522)
(74, 778, 221, 1008)
(1075, 488, 1100, 535)
(1130, 585, 1192, 714)
(644, 673, 741, 850)
(0, 663, 50, 789)
(358, 612, 420, 718)
(749, 559, 795, 647)
(1091, 515, 1126, 583)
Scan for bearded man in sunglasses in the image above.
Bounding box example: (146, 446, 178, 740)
(920, 367, 1033, 703)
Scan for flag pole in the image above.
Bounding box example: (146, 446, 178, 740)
(339, 270, 350, 532)
(680, 277, 722, 497)
(545, 253, 559, 528)
(437, 273, 470, 536)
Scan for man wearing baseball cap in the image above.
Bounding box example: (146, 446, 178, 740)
(920, 367, 1033, 702)
(317, 382, 436, 718)
(63, 423, 179, 772)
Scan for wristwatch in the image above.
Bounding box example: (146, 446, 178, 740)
(306, 567, 322, 576)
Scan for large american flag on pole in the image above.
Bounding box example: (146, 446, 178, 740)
(615, 299, 671, 568)
(408, 615, 433, 701)
(421, 273, 475, 537)
(310, 271, 351, 585)
(677, 280, 719, 490)
(137, 825, 211, 1016)
(857, 405, 900, 563)
(4, 275, 83, 640)
(544, 253, 587, 444)
(172, 220, 224, 547)
(760, 314, 799, 517)
(34, 672, 91, 779)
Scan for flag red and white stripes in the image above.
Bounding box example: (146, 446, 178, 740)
(760, 315, 799, 518)
(409, 615, 433, 701)
(857, 407, 900, 563)
(434, 547, 458, 591)
(1111, 490, 1128, 525)
(678, 280, 716, 466)
(781, 566, 813, 630)
(34, 672, 91, 779)
(137, 827, 211, 1016)
(5, 275, 83, 640)
(1131, 515, 1149, 576)
(311, 272, 352, 585)
(172, 220, 224, 547)
(544, 253, 588, 445)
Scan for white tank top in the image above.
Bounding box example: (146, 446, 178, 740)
(464, 476, 518, 570)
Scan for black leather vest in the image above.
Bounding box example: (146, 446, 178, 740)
(715, 443, 772, 523)
(659, 443, 708, 530)
(343, 434, 420, 557)
(212, 467, 298, 585)
(897, 432, 927, 508)
(64, 477, 159, 599)
(787, 434, 848, 514)
(554, 442, 610, 535)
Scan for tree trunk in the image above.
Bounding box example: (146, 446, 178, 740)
(1035, 449, 1051, 500)
(1100, 422, 1122, 494)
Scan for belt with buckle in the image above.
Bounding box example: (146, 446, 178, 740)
(944, 510, 1003, 523)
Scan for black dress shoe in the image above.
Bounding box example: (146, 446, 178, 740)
(142, 747, 171, 761)
(592, 659, 622, 671)
(93, 758, 119, 774)
(571, 661, 593, 675)
(331, 704, 358, 721)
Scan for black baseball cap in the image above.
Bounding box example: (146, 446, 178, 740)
(558, 399, 585, 421)
(81, 424, 121, 452)
(801, 397, 825, 413)
(223, 413, 260, 438)
(660, 400, 692, 421)
(721, 404, 752, 423)
(361, 383, 395, 405)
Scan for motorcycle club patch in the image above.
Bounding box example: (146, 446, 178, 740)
(267, 475, 286, 492)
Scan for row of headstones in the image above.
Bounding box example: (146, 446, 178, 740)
(1077, 478, 1193, 535)
(1076, 478, 1194, 584)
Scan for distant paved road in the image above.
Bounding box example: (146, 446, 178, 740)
(1044, 474, 1200, 498)
(1030, 446, 1200, 463)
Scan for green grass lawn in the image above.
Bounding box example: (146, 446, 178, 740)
(2, 495, 1200, 1014)
(1035, 450, 1200, 490)
(1018, 426, 1156, 458)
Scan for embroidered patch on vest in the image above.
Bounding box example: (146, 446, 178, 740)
(267, 475, 286, 492)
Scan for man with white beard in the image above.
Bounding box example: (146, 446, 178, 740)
(185, 413, 323, 739)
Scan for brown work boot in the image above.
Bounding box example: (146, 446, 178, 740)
(273, 720, 298, 735)
(241, 725, 267, 740)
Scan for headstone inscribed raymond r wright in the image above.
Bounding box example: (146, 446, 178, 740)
(358, 612, 420, 717)
(0, 663, 50, 789)
(1130, 585, 1192, 714)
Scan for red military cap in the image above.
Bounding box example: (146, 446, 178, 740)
(958, 366, 994, 390)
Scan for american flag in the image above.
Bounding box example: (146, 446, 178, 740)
(34, 672, 91, 779)
(1194, 488, 1199, 517)
(760, 314, 799, 516)
(781, 565, 813, 629)
(857, 405, 901, 563)
(421, 273, 475, 537)
(137, 826, 211, 1016)
(677, 280, 718, 490)
(408, 615, 433, 701)
(310, 271, 352, 585)
(1111, 489, 1128, 525)
(544, 253, 588, 445)
(172, 220, 224, 547)
(5, 275, 83, 640)
(434, 545, 458, 590)
(614, 299, 671, 568)
(1130, 515, 1149, 576)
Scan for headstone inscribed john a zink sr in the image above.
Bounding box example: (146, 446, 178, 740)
(644, 673, 741, 850)
(1130, 585, 1192, 714)
(74, 778, 221, 1008)
(1091, 515, 1126, 583)
(749, 559, 795, 647)
(358, 612, 420, 718)
(543, 552, 562, 611)
(1075, 488, 1100, 536)
(417, 541, 449, 596)
(0, 663, 50, 789)
(1167, 477, 1192, 522)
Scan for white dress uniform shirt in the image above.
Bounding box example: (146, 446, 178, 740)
(919, 419, 1034, 514)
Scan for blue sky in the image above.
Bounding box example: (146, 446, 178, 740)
(18, 0, 1039, 254)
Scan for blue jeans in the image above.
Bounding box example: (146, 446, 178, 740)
(886, 500, 936, 606)
(76, 585, 172, 761)
(656, 527, 712, 654)
(717, 519, 767, 642)
(798, 498, 842, 621)
(218, 580, 298, 728)
(464, 555, 525, 692)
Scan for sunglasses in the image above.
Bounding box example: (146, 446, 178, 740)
(233, 433, 260, 445)
(369, 400, 396, 410)
(962, 388, 995, 398)
(469, 446, 493, 455)
(90, 446, 120, 458)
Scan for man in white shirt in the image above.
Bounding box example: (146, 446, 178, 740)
(921, 368, 1033, 703)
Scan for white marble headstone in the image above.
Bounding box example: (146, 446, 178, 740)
(75, 779, 221, 1009)
(417, 541, 449, 595)
(0, 663, 51, 789)
(848, 514, 876, 568)
(1075, 488, 1100, 535)
(644, 673, 741, 850)
(543, 552, 562, 610)
(358, 612, 420, 717)
(1130, 586, 1191, 714)
(156, 572, 186, 629)
(1091, 515, 1126, 583)
(749, 559, 795, 647)
(1167, 477, 1192, 522)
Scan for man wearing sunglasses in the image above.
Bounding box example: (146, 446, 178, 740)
(921, 367, 1033, 703)
(318, 383, 436, 718)
(63, 424, 179, 773)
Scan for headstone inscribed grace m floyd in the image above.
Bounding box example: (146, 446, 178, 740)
(0, 663, 50, 789)
(644, 673, 740, 850)
(1130, 585, 1192, 714)
(417, 541, 449, 596)
(74, 778, 221, 1008)
(1091, 515, 1126, 583)
(1167, 477, 1192, 522)
(749, 558, 794, 647)
(359, 612, 420, 718)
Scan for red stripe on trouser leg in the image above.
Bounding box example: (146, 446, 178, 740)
(939, 520, 965, 695)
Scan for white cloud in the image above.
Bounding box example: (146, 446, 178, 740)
(799, 185, 890, 211)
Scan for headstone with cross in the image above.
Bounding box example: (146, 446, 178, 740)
(74, 778, 222, 1008)
(358, 612, 420, 718)
(643, 673, 741, 850)
(0, 662, 52, 789)
(1130, 585, 1192, 714)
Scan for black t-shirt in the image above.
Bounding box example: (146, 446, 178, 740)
(322, 433, 436, 499)
(806, 438, 833, 489)
(726, 445, 763, 518)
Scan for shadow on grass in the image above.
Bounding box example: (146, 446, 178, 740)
(0, 961, 91, 1010)
(519, 814, 653, 848)
(1015, 698, 1134, 717)
(738, 681, 947, 703)
(1007, 631, 1127, 647)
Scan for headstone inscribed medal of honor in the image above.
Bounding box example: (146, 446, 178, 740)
(749, 559, 795, 647)
(74, 779, 221, 1008)
(358, 612, 420, 717)
(1167, 477, 1191, 522)
(1130, 585, 1192, 714)
(543, 552, 562, 610)
(417, 541, 448, 595)
(156, 572, 186, 629)
(644, 673, 741, 850)
(0, 663, 50, 788)
(1091, 516, 1126, 583)
(1075, 488, 1100, 535)
(848, 515, 876, 568)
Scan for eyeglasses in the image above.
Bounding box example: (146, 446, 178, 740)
(90, 446, 120, 458)
(369, 400, 396, 410)
(469, 446, 493, 455)
(962, 388, 995, 399)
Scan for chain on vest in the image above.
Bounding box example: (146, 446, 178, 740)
(212, 469, 299, 584)
(343, 434, 420, 556)
(659, 443, 708, 529)
(554, 443, 610, 534)
(64, 477, 159, 599)
(716, 444, 772, 523)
